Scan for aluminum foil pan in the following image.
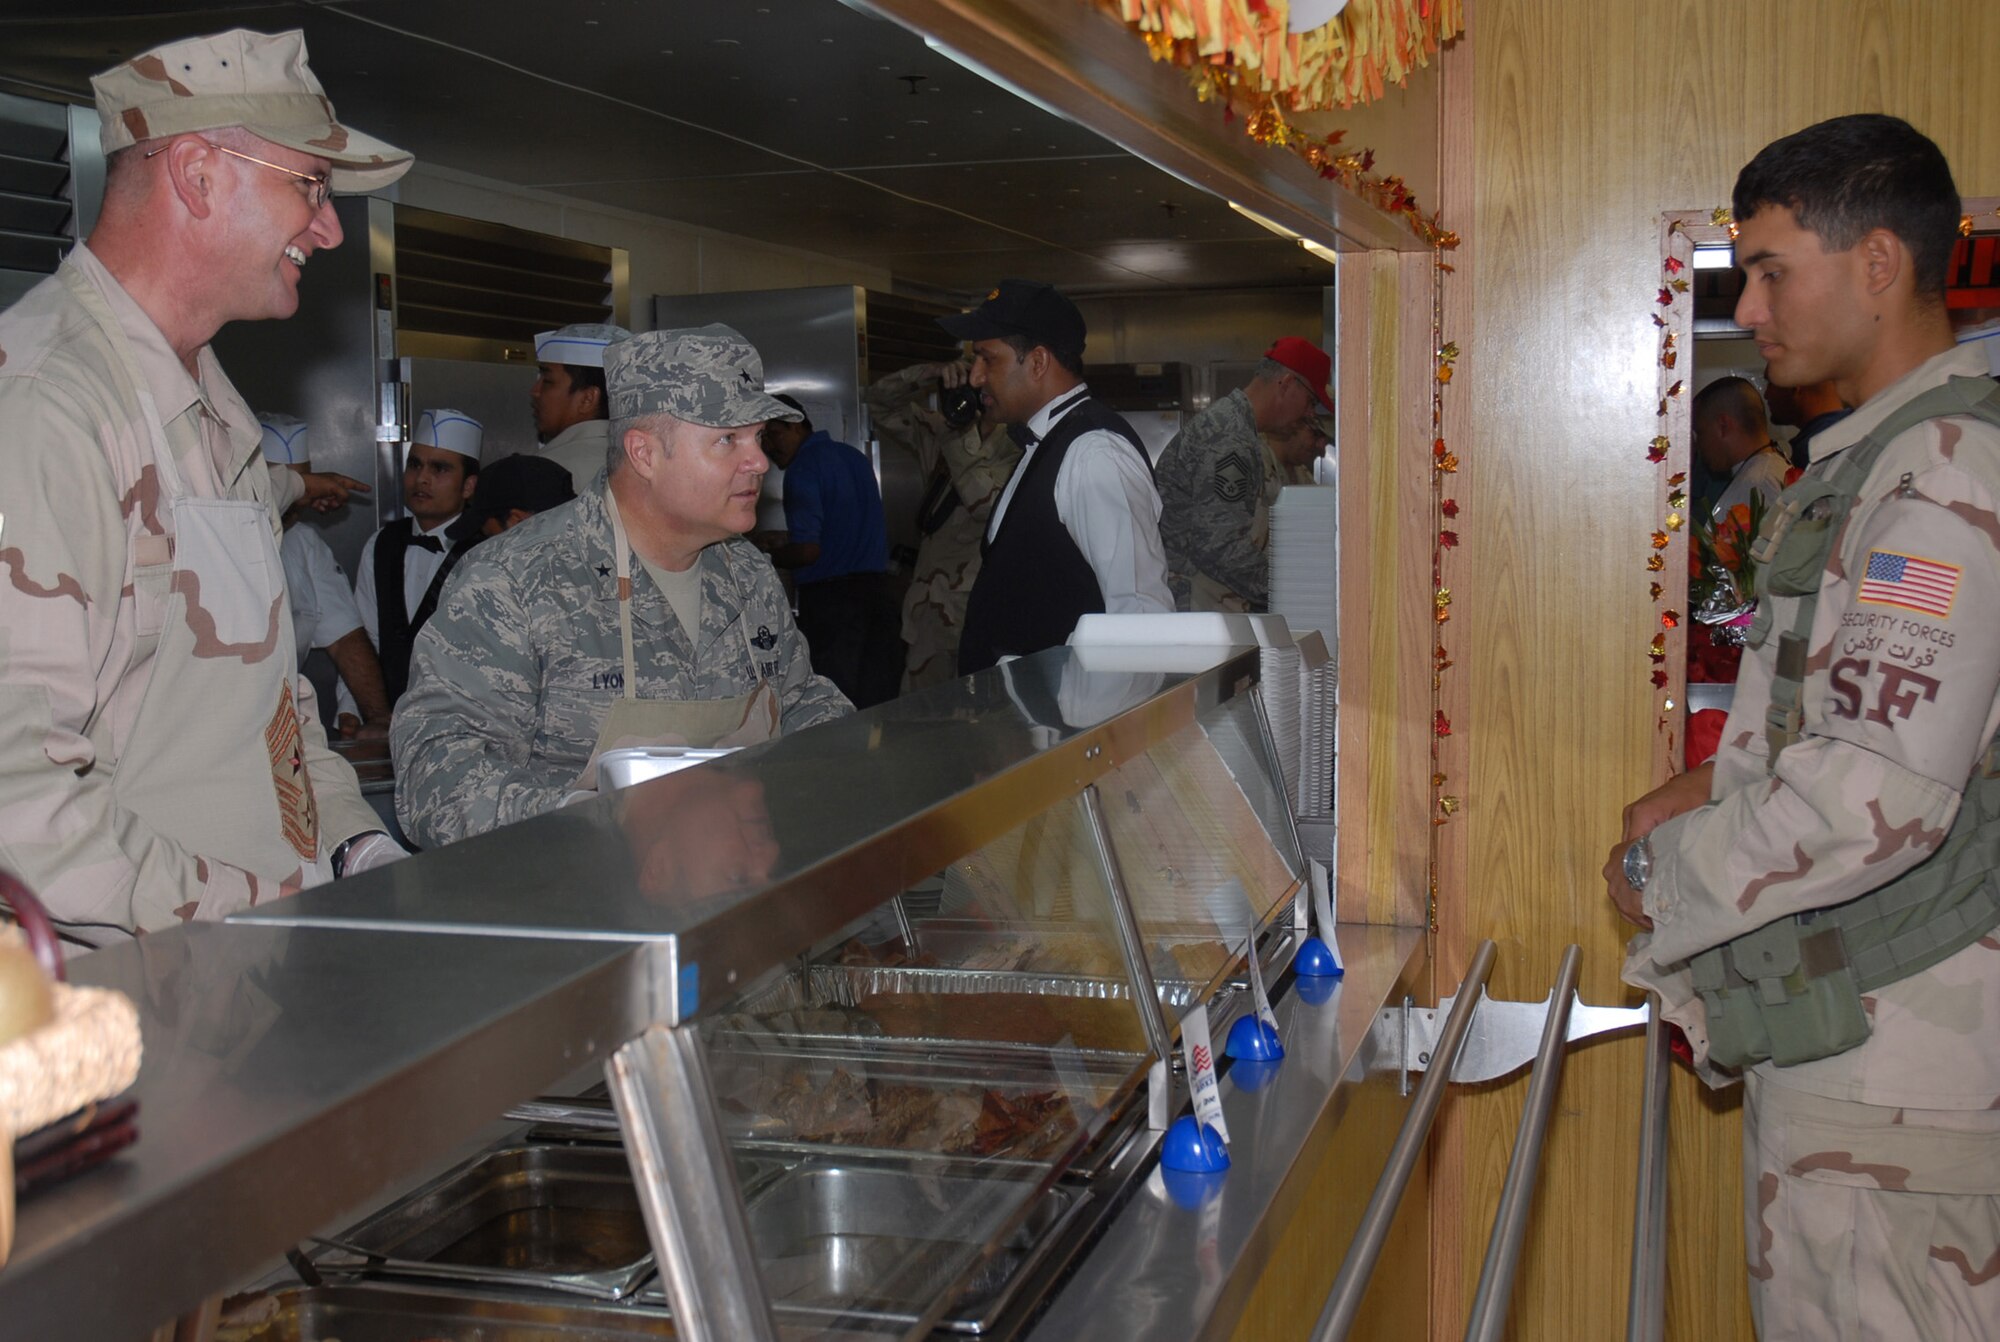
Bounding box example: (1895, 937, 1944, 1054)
(741, 962, 1216, 1014)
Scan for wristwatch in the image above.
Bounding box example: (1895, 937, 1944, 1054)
(330, 831, 384, 879)
(1622, 835, 1654, 893)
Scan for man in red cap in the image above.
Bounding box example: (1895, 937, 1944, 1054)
(1157, 337, 1333, 611)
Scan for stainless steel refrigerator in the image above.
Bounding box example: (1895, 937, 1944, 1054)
(652, 285, 961, 568)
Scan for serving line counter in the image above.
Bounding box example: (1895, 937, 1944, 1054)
(0, 647, 1434, 1340)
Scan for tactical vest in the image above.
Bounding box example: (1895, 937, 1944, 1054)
(1690, 374, 2000, 1070)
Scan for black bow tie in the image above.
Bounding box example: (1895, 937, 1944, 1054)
(408, 533, 444, 554)
(1009, 424, 1039, 450)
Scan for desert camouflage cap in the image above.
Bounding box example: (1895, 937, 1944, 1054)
(605, 324, 802, 429)
(92, 28, 413, 193)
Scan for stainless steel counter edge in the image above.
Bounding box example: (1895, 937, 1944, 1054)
(0, 923, 661, 1340)
(234, 647, 1265, 1026)
(1027, 924, 1429, 1342)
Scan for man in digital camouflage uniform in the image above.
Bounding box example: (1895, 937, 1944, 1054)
(393, 324, 850, 849)
(1156, 337, 1332, 612)
(0, 30, 412, 943)
(1606, 115, 2000, 1339)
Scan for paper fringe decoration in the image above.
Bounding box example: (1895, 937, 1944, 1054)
(1102, 0, 1464, 249)
(1116, 0, 1464, 112)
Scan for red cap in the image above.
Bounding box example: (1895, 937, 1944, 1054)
(1265, 336, 1334, 412)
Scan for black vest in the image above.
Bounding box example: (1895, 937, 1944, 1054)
(958, 395, 1153, 675)
(374, 519, 477, 703)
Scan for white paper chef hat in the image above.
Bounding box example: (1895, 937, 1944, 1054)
(413, 408, 484, 463)
(257, 412, 310, 466)
(533, 322, 632, 369)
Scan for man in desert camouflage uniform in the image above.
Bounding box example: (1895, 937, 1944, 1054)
(1157, 337, 1332, 612)
(393, 324, 850, 849)
(0, 30, 412, 944)
(866, 360, 1021, 689)
(1606, 115, 2000, 1339)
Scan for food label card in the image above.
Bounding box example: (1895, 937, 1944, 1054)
(1180, 1002, 1230, 1143)
(1308, 859, 1343, 971)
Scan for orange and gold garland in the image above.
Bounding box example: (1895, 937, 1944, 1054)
(1098, 0, 1464, 249)
(1113, 0, 1463, 110)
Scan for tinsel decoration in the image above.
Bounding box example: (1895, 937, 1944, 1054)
(1111, 0, 1465, 111)
(1100, 0, 1463, 249)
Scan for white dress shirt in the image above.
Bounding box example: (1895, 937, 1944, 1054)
(987, 385, 1173, 614)
(280, 525, 364, 666)
(352, 515, 461, 651)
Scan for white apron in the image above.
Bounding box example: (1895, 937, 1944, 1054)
(87, 308, 331, 919)
(576, 491, 780, 789)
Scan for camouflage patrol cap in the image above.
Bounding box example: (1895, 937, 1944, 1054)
(605, 324, 803, 429)
(92, 28, 413, 193)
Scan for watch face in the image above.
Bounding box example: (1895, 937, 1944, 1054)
(1624, 840, 1651, 891)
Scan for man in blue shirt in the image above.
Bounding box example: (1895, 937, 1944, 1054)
(756, 395, 901, 706)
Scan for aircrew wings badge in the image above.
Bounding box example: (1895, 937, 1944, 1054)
(1857, 549, 1960, 619)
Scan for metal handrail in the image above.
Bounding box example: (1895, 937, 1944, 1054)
(1625, 993, 1671, 1342)
(1311, 939, 1498, 1342)
(1463, 945, 1583, 1341)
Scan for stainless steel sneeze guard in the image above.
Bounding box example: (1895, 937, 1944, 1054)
(608, 1024, 778, 1342)
(234, 647, 1247, 1024)
(11, 642, 1400, 1341)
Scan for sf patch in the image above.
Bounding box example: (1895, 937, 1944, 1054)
(751, 624, 778, 651)
(1211, 449, 1252, 504)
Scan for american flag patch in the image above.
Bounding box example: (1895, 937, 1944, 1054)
(1857, 549, 1960, 618)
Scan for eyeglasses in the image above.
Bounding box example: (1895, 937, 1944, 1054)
(144, 138, 332, 210)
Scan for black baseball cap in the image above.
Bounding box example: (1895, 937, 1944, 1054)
(938, 278, 1087, 356)
(449, 454, 576, 541)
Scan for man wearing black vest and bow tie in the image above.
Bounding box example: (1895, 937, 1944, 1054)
(353, 408, 483, 706)
(941, 280, 1172, 674)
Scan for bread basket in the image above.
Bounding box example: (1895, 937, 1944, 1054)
(0, 872, 144, 1267)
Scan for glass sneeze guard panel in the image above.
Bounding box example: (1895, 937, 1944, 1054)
(695, 791, 1152, 1334)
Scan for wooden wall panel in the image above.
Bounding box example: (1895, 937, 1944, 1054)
(1427, 2, 2000, 1339)
(1334, 250, 1437, 928)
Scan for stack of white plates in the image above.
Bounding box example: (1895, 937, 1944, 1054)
(1269, 485, 1339, 660)
(1260, 641, 1303, 806)
(1295, 632, 1337, 817)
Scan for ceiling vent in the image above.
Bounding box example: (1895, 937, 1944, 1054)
(392, 204, 623, 362)
(0, 90, 101, 308)
(861, 290, 964, 376)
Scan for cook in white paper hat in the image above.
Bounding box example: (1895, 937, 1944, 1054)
(413, 408, 483, 465)
(529, 323, 630, 484)
(257, 411, 311, 466)
(534, 322, 630, 369)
